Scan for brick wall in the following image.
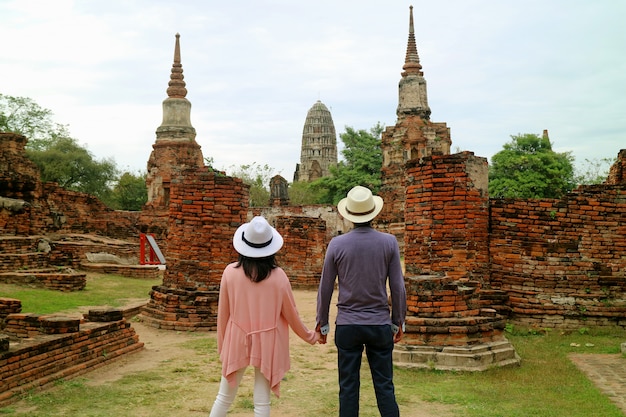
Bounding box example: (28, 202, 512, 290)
(0, 313, 143, 406)
(490, 184, 626, 328)
(404, 152, 490, 280)
(0, 271, 86, 291)
(606, 149, 626, 185)
(274, 216, 327, 288)
(379, 115, 452, 253)
(141, 168, 248, 331)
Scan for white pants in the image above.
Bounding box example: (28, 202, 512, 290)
(209, 367, 271, 417)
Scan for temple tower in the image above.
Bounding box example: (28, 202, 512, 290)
(378, 6, 452, 250)
(293, 100, 338, 182)
(388, 7, 519, 371)
(145, 33, 204, 211)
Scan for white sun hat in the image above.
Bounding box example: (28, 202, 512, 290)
(337, 185, 384, 223)
(233, 216, 284, 258)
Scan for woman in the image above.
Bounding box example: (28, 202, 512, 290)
(209, 216, 320, 417)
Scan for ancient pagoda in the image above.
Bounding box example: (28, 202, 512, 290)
(378, 6, 452, 251)
(145, 33, 204, 212)
(293, 100, 338, 182)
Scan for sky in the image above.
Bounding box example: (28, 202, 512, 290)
(1, 0, 625, 180)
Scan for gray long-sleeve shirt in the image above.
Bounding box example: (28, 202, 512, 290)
(316, 226, 406, 328)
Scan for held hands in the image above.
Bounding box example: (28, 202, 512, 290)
(315, 324, 328, 344)
(393, 325, 404, 343)
(313, 323, 402, 344)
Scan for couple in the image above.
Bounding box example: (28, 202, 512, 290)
(209, 186, 407, 417)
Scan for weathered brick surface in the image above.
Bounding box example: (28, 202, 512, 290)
(141, 285, 219, 331)
(145, 140, 204, 211)
(141, 168, 248, 330)
(0, 132, 144, 239)
(0, 298, 21, 328)
(490, 184, 626, 328)
(606, 149, 626, 185)
(3, 131, 626, 335)
(404, 152, 490, 280)
(379, 115, 452, 253)
(275, 216, 326, 288)
(79, 262, 162, 279)
(0, 316, 143, 406)
(0, 133, 41, 203)
(0, 270, 86, 291)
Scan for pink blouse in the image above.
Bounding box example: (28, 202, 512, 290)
(217, 262, 317, 397)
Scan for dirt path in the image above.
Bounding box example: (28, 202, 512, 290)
(81, 289, 458, 417)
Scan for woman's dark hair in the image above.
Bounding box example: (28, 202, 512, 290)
(235, 254, 277, 283)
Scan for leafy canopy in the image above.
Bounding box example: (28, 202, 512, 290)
(226, 162, 274, 207)
(0, 93, 70, 150)
(489, 133, 575, 198)
(1, 93, 148, 209)
(26, 136, 119, 201)
(108, 171, 147, 211)
(311, 122, 384, 204)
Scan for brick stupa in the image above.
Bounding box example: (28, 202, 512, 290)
(387, 7, 520, 371)
(141, 34, 249, 331)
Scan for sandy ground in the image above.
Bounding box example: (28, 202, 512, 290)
(41, 289, 459, 417)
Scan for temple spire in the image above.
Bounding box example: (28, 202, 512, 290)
(166, 33, 187, 99)
(402, 6, 423, 77)
(396, 5, 431, 120)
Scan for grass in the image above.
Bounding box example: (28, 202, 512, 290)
(1, 277, 625, 416)
(0, 273, 156, 315)
(393, 326, 626, 417)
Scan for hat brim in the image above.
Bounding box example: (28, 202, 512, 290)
(337, 195, 384, 223)
(233, 222, 284, 258)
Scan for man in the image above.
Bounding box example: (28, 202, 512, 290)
(316, 185, 407, 417)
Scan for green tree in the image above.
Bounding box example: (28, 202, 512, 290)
(26, 136, 119, 201)
(227, 162, 275, 207)
(574, 157, 615, 185)
(312, 123, 384, 204)
(287, 180, 327, 205)
(489, 133, 576, 198)
(1, 93, 125, 205)
(108, 171, 148, 211)
(0, 93, 70, 150)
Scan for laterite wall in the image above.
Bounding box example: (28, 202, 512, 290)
(404, 152, 490, 280)
(490, 184, 626, 328)
(141, 168, 248, 331)
(0, 313, 143, 406)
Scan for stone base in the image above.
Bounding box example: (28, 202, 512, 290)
(139, 285, 219, 331)
(393, 339, 521, 371)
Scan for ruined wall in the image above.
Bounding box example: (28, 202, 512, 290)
(162, 168, 248, 289)
(3, 128, 626, 330)
(274, 216, 327, 288)
(0, 133, 142, 239)
(0, 313, 143, 406)
(379, 115, 452, 252)
(39, 183, 142, 239)
(0, 133, 41, 202)
(489, 184, 626, 328)
(257, 204, 350, 240)
(606, 149, 626, 185)
(0, 133, 41, 235)
(404, 152, 490, 280)
(141, 168, 248, 331)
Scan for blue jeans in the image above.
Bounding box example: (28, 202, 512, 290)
(334, 325, 400, 417)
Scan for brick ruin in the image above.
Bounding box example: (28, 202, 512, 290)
(0, 302, 143, 406)
(1, 6, 625, 392)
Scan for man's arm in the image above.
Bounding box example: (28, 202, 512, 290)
(388, 238, 406, 342)
(316, 242, 337, 345)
